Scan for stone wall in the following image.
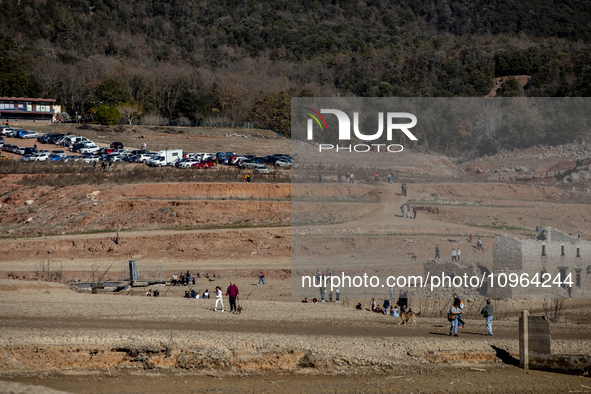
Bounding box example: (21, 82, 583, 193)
(492, 234, 523, 271)
(493, 228, 591, 296)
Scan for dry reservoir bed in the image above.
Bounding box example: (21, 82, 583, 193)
(0, 279, 590, 392)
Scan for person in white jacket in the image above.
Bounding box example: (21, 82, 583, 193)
(214, 286, 224, 312)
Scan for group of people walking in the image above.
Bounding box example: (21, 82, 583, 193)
(448, 295, 494, 337)
(400, 204, 418, 219)
(212, 281, 240, 313)
(435, 237, 484, 260)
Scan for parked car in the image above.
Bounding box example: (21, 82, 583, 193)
(31, 153, 49, 162)
(21, 154, 35, 162)
(122, 155, 139, 163)
(20, 130, 40, 139)
(81, 155, 100, 164)
(274, 154, 291, 160)
(104, 153, 124, 162)
(49, 153, 64, 162)
(0, 127, 16, 137)
(98, 147, 116, 156)
(38, 133, 63, 143)
(274, 159, 292, 167)
(241, 159, 265, 168)
(51, 150, 67, 157)
(2, 128, 18, 137)
(79, 145, 100, 154)
(110, 142, 123, 150)
(64, 155, 81, 162)
(16, 147, 26, 155)
(44, 133, 65, 144)
(216, 152, 236, 163)
(70, 142, 93, 152)
(24, 147, 38, 156)
(176, 159, 200, 168)
(3, 143, 13, 152)
(0, 155, 9, 161)
(253, 164, 270, 174)
(0, 137, 4, 149)
(192, 160, 215, 169)
(138, 152, 156, 163)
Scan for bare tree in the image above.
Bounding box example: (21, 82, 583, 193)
(475, 102, 503, 146)
(91, 263, 114, 294)
(117, 103, 144, 125)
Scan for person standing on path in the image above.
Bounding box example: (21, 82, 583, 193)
(453, 293, 465, 328)
(481, 299, 494, 336)
(335, 285, 340, 303)
(477, 238, 484, 252)
(449, 299, 462, 336)
(350, 173, 354, 183)
(258, 270, 265, 286)
(413, 206, 418, 219)
(214, 286, 224, 312)
(226, 281, 239, 313)
(435, 245, 440, 259)
(457, 248, 461, 262)
(338, 174, 342, 183)
(389, 286, 394, 303)
(318, 174, 322, 183)
(452, 249, 457, 262)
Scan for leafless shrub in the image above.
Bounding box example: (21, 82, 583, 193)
(543, 297, 565, 323)
(141, 113, 169, 126)
(34, 260, 63, 282)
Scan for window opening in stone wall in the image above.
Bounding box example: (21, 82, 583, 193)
(542, 245, 546, 256)
(559, 268, 567, 289)
(575, 269, 581, 289)
(577, 247, 580, 258)
(561, 245, 565, 256)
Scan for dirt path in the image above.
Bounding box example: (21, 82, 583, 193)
(1, 315, 587, 340)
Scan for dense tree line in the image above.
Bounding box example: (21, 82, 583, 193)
(0, 0, 590, 153)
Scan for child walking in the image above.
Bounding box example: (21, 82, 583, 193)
(214, 286, 224, 312)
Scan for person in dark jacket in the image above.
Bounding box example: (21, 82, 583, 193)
(226, 281, 239, 313)
(481, 299, 494, 336)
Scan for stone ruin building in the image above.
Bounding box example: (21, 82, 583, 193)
(491, 227, 591, 298)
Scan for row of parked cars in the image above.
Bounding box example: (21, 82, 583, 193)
(1, 128, 296, 172)
(0, 127, 40, 139)
(1, 140, 71, 162)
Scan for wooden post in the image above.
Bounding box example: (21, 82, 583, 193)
(519, 310, 529, 370)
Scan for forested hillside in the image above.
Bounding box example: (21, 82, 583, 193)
(1, 0, 591, 153)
